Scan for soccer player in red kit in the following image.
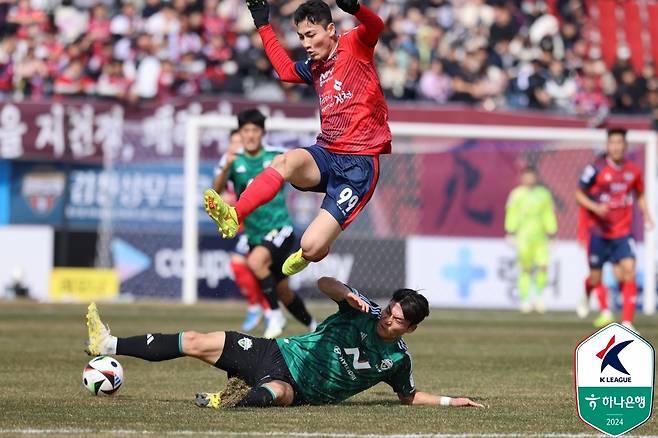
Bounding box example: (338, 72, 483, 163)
(575, 128, 654, 331)
(203, 0, 391, 276)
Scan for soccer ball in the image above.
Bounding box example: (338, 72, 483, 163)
(82, 356, 124, 396)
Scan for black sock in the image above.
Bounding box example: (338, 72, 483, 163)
(259, 276, 279, 310)
(116, 333, 184, 362)
(235, 385, 276, 408)
(285, 294, 313, 326)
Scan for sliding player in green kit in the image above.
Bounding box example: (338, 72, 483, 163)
(84, 277, 483, 408)
(505, 167, 558, 313)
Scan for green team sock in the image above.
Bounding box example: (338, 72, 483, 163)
(535, 270, 548, 296)
(518, 271, 531, 302)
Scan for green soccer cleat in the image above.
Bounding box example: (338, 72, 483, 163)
(593, 312, 615, 328)
(195, 392, 222, 409)
(85, 303, 112, 356)
(282, 248, 310, 276)
(203, 189, 239, 239)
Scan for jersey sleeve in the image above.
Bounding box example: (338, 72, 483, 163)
(579, 163, 598, 191)
(294, 59, 313, 85)
(257, 24, 307, 84)
(338, 284, 381, 316)
(354, 5, 384, 48)
(384, 350, 416, 397)
(504, 189, 520, 234)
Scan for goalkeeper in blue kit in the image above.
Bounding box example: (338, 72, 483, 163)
(85, 278, 483, 408)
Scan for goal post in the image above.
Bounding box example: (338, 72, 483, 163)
(184, 114, 657, 314)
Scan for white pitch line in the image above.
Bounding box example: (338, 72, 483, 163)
(1, 430, 658, 438)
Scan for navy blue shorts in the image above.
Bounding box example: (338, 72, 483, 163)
(292, 144, 379, 229)
(588, 235, 636, 269)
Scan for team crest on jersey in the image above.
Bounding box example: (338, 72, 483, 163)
(624, 172, 634, 181)
(380, 359, 393, 371)
(238, 337, 253, 351)
(235, 165, 247, 173)
(605, 173, 612, 181)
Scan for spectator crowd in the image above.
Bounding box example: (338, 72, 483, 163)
(0, 0, 656, 117)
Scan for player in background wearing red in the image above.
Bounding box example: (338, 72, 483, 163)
(575, 205, 616, 326)
(575, 128, 654, 332)
(204, 0, 391, 276)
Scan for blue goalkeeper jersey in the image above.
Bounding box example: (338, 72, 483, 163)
(276, 287, 416, 404)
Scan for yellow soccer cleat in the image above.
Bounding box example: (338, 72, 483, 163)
(593, 312, 615, 328)
(203, 189, 239, 239)
(282, 249, 310, 276)
(195, 378, 252, 409)
(195, 392, 222, 409)
(85, 303, 112, 356)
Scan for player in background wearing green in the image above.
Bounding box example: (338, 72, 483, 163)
(505, 167, 558, 313)
(85, 277, 484, 408)
(213, 109, 316, 339)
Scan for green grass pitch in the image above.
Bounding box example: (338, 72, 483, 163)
(1, 300, 656, 437)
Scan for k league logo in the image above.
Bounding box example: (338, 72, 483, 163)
(575, 323, 654, 436)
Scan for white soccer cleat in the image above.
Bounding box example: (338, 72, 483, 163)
(263, 311, 286, 339)
(622, 321, 639, 334)
(308, 318, 318, 332)
(576, 295, 590, 319)
(519, 301, 533, 314)
(534, 298, 546, 314)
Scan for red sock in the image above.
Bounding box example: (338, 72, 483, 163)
(235, 168, 284, 222)
(584, 277, 594, 297)
(594, 283, 609, 311)
(231, 260, 267, 307)
(621, 280, 637, 323)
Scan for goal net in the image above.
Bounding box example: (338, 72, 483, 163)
(175, 114, 656, 314)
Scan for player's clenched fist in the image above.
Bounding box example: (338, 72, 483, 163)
(336, 0, 360, 14)
(246, 0, 270, 28)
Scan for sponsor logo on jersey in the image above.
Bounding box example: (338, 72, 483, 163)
(319, 68, 334, 87)
(380, 359, 393, 371)
(238, 337, 253, 351)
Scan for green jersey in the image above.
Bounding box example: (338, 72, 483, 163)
(276, 287, 416, 405)
(505, 185, 557, 243)
(217, 146, 293, 246)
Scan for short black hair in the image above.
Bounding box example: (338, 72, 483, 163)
(229, 128, 240, 136)
(237, 109, 266, 130)
(607, 127, 628, 139)
(294, 0, 333, 27)
(522, 166, 537, 175)
(392, 289, 429, 326)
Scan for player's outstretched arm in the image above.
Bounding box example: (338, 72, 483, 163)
(245, 0, 307, 84)
(338, 0, 384, 47)
(317, 277, 370, 313)
(398, 391, 484, 408)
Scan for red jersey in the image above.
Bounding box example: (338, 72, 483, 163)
(258, 6, 391, 155)
(579, 156, 644, 239)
